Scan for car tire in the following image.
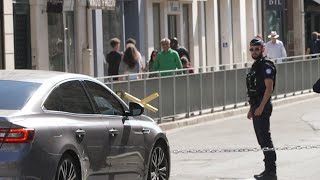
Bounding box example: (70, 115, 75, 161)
(148, 144, 169, 180)
(55, 154, 81, 180)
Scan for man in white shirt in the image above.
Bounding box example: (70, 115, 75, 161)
(265, 31, 287, 63)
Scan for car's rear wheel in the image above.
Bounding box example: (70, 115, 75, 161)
(55, 154, 81, 180)
(148, 144, 169, 180)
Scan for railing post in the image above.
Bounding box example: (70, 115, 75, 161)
(211, 66, 215, 113)
(234, 65, 238, 108)
(158, 72, 162, 123)
(199, 67, 203, 115)
(284, 62, 287, 97)
(223, 69, 226, 111)
(310, 58, 312, 93)
(143, 73, 147, 116)
(186, 69, 190, 118)
(293, 61, 296, 96)
(173, 70, 176, 120)
(301, 59, 304, 94)
(110, 77, 114, 91)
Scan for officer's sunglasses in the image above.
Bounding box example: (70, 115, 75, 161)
(249, 47, 261, 52)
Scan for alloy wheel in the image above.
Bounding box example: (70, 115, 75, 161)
(57, 158, 77, 180)
(150, 146, 168, 180)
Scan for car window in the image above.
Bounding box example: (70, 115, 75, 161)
(44, 80, 94, 114)
(0, 80, 41, 110)
(84, 80, 124, 115)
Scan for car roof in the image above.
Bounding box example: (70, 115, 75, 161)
(0, 70, 93, 84)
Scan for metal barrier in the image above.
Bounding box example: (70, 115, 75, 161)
(96, 54, 320, 123)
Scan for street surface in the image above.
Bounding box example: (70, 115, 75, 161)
(167, 96, 320, 180)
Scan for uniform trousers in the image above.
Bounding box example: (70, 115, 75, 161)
(250, 101, 277, 173)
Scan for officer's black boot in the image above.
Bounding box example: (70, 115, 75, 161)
(253, 171, 277, 180)
(253, 170, 266, 179)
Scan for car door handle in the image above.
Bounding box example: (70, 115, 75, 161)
(75, 129, 86, 143)
(142, 128, 150, 134)
(76, 129, 86, 136)
(109, 128, 119, 136)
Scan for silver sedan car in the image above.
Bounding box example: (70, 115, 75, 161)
(0, 70, 170, 180)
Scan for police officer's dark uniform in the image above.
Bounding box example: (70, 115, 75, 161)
(246, 38, 277, 180)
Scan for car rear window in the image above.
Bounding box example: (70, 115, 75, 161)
(0, 80, 41, 110)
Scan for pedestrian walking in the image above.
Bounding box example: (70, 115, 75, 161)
(170, 37, 191, 62)
(106, 38, 122, 80)
(265, 31, 287, 63)
(126, 38, 145, 71)
(118, 44, 142, 80)
(152, 38, 183, 76)
(246, 38, 277, 180)
(181, 56, 194, 74)
(147, 50, 158, 77)
(306, 32, 320, 57)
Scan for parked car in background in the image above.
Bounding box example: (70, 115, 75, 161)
(0, 70, 170, 180)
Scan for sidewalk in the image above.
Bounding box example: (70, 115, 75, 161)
(159, 92, 319, 131)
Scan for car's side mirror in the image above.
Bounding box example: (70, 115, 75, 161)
(128, 102, 144, 116)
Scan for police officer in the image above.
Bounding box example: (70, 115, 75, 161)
(246, 38, 277, 180)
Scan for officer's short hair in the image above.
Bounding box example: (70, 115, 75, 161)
(250, 38, 265, 47)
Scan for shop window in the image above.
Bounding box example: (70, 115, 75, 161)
(13, 1, 32, 69)
(102, 2, 124, 76)
(262, 0, 288, 48)
(65, 12, 75, 73)
(48, 13, 65, 72)
(182, 4, 190, 52)
(102, 2, 124, 57)
(153, 3, 161, 51)
(168, 15, 177, 39)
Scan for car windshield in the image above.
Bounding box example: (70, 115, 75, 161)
(0, 80, 41, 110)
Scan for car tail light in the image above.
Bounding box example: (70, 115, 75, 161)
(0, 129, 35, 143)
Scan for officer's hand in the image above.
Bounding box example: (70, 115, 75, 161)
(254, 106, 263, 116)
(247, 111, 253, 120)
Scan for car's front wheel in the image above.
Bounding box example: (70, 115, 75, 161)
(55, 154, 81, 180)
(148, 144, 169, 180)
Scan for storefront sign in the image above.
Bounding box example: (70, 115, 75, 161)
(47, 0, 63, 13)
(266, 0, 285, 10)
(89, 0, 116, 10)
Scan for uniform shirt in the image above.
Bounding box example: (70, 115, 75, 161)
(152, 48, 183, 76)
(246, 57, 276, 102)
(265, 40, 287, 59)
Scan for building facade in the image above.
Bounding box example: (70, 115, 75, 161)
(0, 0, 318, 75)
(1, 0, 15, 70)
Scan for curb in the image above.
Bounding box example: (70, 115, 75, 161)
(159, 92, 319, 131)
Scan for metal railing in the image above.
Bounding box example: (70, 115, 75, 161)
(96, 54, 320, 123)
